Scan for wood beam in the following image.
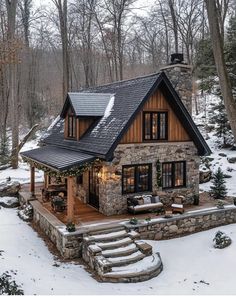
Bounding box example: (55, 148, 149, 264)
(67, 176, 76, 222)
(30, 165, 36, 199)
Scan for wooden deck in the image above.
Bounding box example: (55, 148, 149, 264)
(20, 183, 233, 226)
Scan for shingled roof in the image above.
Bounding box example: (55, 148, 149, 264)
(61, 92, 115, 117)
(42, 71, 211, 160)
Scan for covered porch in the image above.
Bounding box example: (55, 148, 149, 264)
(21, 145, 103, 223)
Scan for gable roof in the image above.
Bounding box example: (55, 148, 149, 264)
(61, 92, 114, 117)
(43, 71, 211, 159)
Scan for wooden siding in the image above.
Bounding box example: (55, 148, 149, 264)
(120, 89, 190, 143)
(78, 118, 94, 139)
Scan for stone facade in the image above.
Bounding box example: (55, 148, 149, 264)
(160, 64, 193, 115)
(97, 141, 200, 216)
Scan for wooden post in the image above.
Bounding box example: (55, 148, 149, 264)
(30, 165, 36, 200)
(67, 176, 75, 222)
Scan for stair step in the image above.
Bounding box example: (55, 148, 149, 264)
(87, 225, 125, 236)
(96, 237, 133, 250)
(102, 243, 138, 258)
(107, 251, 145, 267)
(102, 253, 163, 282)
(85, 230, 128, 243)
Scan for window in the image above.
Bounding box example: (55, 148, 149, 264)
(143, 112, 168, 141)
(122, 164, 152, 194)
(68, 114, 76, 138)
(162, 161, 186, 189)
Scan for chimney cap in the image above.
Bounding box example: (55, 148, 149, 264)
(170, 53, 184, 64)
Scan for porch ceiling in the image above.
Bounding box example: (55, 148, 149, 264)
(21, 145, 96, 171)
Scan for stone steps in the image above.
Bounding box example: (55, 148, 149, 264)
(84, 229, 128, 243)
(107, 251, 145, 267)
(101, 253, 163, 283)
(102, 243, 138, 258)
(96, 237, 133, 250)
(82, 225, 163, 283)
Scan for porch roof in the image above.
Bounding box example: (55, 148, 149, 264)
(21, 145, 96, 171)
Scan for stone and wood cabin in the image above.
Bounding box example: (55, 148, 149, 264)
(21, 63, 211, 222)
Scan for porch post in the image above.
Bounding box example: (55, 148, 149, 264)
(67, 176, 76, 222)
(30, 165, 36, 200)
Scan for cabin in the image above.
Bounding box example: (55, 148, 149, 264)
(21, 64, 211, 222)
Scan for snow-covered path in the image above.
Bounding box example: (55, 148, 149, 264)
(1, 207, 236, 295)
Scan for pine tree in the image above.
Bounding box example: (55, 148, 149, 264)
(210, 97, 233, 147)
(210, 167, 227, 199)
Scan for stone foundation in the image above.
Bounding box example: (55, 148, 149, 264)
(124, 206, 236, 240)
(31, 201, 83, 259)
(98, 142, 200, 216)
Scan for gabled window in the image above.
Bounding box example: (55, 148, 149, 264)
(162, 161, 186, 189)
(68, 114, 76, 138)
(122, 164, 152, 194)
(143, 112, 168, 141)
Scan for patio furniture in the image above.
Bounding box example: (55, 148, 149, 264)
(42, 185, 67, 202)
(127, 195, 164, 214)
(171, 195, 185, 214)
(51, 196, 67, 212)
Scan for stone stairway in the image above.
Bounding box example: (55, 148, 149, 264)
(82, 225, 163, 283)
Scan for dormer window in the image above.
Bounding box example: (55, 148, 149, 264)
(68, 114, 76, 138)
(143, 112, 168, 141)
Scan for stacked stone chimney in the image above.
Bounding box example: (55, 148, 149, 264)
(160, 53, 193, 115)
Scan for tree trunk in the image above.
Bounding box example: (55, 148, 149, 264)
(6, 0, 19, 169)
(205, 0, 236, 142)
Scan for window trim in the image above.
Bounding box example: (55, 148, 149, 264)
(122, 163, 152, 194)
(162, 161, 186, 189)
(67, 114, 77, 139)
(143, 111, 168, 141)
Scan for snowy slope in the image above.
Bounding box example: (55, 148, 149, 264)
(1, 207, 236, 295)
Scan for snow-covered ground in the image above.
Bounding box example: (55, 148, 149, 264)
(1, 207, 236, 295)
(0, 139, 44, 184)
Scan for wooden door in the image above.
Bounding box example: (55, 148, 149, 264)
(89, 168, 99, 209)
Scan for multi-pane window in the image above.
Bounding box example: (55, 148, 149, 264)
(68, 114, 76, 138)
(122, 164, 152, 194)
(143, 112, 168, 141)
(162, 161, 186, 189)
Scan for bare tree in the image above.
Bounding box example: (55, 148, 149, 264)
(205, 0, 236, 141)
(52, 0, 69, 102)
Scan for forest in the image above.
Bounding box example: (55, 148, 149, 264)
(0, 0, 236, 168)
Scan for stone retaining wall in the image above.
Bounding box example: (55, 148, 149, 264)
(31, 200, 236, 259)
(31, 201, 83, 259)
(124, 206, 236, 240)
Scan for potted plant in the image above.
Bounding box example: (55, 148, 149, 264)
(129, 217, 138, 225)
(66, 222, 76, 232)
(217, 200, 225, 209)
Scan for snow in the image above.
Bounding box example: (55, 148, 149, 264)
(102, 243, 136, 255)
(104, 95, 115, 118)
(0, 138, 44, 185)
(2, 207, 236, 294)
(0, 197, 18, 206)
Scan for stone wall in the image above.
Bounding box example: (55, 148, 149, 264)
(31, 201, 83, 259)
(124, 205, 236, 240)
(160, 64, 193, 115)
(98, 141, 200, 216)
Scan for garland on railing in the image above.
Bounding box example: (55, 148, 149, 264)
(22, 157, 102, 177)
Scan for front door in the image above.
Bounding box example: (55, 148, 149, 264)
(89, 168, 99, 209)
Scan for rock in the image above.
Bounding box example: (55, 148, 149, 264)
(213, 231, 232, 249)
(0, 164, 11, 171)
(18, 204, 33, 221)
(169, 225, 178, 233)
(0, 181, 21, 197)
(199, 169, 212, 183)
(0, 197, 19, 208)
(218, 153, 227, 157)
(227, 157, 236, 164)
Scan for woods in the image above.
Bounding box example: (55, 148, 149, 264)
(0, 0, 236, 168)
